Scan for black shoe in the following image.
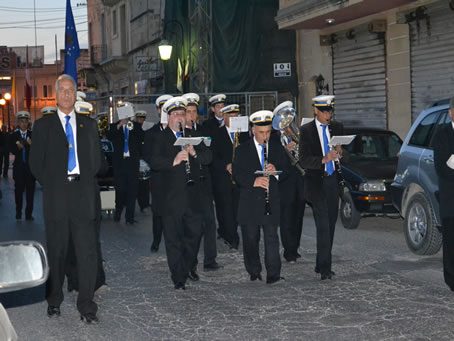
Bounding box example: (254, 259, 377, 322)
(285, 257, 297, 263)
(47, 306, 61, 317)
(188, 270, 199, 281)
(80, 313, 99, 324)
(203, 262, 223, 271)
(296, 252, 302, 259)
(250, 274, 262, 282)
(125, 219, 138, 225)
(315, 267, 335, 276)
(229, 244, 239, 251)
(16, 213, 21, 220)
(113, 211, 121, 222)
(321, 273, 332, 281)
(150, 243, 159, 253)
(266, 276, 285, 285)
(26, 216, 34, 221)
(174, 282, 186, 290)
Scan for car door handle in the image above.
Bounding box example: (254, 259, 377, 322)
(423, 156, 434, 164)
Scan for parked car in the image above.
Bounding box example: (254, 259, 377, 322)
(339, 128, 402, 229)
(391, 100, 451, 255)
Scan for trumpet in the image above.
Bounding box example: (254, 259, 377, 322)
(126, 119, 134, 131)
(178, 121, 195, 186)
(272, 105, 305, 176)
(263, 140, 271, 216)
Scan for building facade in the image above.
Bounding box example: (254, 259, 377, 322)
(276, 0, 454, 138)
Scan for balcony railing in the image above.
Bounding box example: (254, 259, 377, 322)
(90, 45, 107, 65)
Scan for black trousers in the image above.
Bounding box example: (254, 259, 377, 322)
(45, 185, 98, 315)
(443, 217, 454, 291)
(212, 181, 226, 239)
(162, 211, 203, 285)
(214, 180, 240, 247)
(241, 224, 281, 281)
(280, 198, 306, 261)
(310, 174, 339, 275)
(0, 149, 9, 177)
(137, 179, 150, 210)
(194, 199, 218, 267)
(152, 214, 164, 247)
(13, 164, 35, 218)
(114, 158, 139, 222)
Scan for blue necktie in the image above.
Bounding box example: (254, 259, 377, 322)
(230, 132, 234, 142)
(175, 132, 182, 150)
(124, 126, 129, 154)
(65, 116, 76, 172)
(322, 124, 334, 175)
(260, 144, 265, 170)
(21, 133, 26, 163)
(217, 118, 224, 126)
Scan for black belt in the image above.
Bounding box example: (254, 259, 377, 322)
(67, 174, 80, 182)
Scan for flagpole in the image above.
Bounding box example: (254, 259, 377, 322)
(55, 34, 59, 77)
(33, 0, 38, 120)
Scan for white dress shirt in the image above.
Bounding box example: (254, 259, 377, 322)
(57, 109, 80, 175)
(315, 118, 334, 173)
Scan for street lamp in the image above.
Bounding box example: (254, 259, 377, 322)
(158, 40, 173, 61)
(0, 98, 5, 125)
(3, 92, 11, 130)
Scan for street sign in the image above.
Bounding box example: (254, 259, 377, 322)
(273, 63, 291, 77)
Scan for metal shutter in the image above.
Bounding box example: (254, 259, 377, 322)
(332, 24, 387, 128)
(410, 1, 454, 121)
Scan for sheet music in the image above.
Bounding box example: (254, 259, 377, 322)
(230, 116, 249, 132)
(174, 137, 203, 146)
(329, 135, 356, 146)
(447, 154, 454, 170)
(117, 105, 135, 120)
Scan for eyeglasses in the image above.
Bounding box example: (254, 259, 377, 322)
(170, 112, 186, 117)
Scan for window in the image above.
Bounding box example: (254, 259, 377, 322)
(112, 10, 117, 36)
(48, 85, 52, 97)
(43, 85, 48, 98)
(409, 111, 441, 148)
(428, 110, 449, 148)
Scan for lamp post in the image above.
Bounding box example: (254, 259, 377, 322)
(0, 98, 5, 126)
(158, 20, 185, 62)
(3, 92, 11, 131)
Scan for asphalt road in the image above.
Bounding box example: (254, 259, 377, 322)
(0, 172, 453, 341)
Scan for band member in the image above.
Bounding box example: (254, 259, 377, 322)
(108, 103, 144, 225)
(134, 110, 151, 214)
(29, 74, 102, 324)
(211, 104, 250, 249)
(272, 101, 306, 263)
(145, 94, 173, 252)
(233, 110, 288, 284)
(433, 96, 454, 291)
(299, 95, 343, 280)
(10, 111, 35, 220)
(183, 92, 222, 272)
(203, 94, 226, 137)
(147, 97, 212, 290)
(0, 124, 10, 178)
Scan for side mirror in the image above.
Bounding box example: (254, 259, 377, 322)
(0, 241, 49, 293)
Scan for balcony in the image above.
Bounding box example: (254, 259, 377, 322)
(90, 45, 107, 65)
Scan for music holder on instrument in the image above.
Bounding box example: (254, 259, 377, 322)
(328, 135, 356, 147)
(230, 116, 249, 132)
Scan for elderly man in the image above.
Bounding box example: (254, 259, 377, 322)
(10, 111, 35, 220)
(147, 96, 212, 290)
(29, 74, 102, 324)
(433, 97, 454, 291)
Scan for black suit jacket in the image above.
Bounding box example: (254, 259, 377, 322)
(29, 113, 102, 220)
(108, 121, 144, 169)
(233, 138, 288, 226)
(10, 129, 32, 167)
(433, 122, 454, 219)
(148, 126, 212, 216)
(202, 117, 223, 138)
(299, 119, 343, 202)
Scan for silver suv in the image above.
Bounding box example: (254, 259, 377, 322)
(391, 100, 451, 255)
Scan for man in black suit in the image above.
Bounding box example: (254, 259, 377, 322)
(233, 110, 288, 284)
(145, 94, 173, 252)
(203, 94, 226, 138)
(433, 97, 454, 291)
(9, 111, 35, 220)
(211, 104, 250, 249)
(272, 101, 306, 263)
(108, 103, 144, 225)
(183, 92, 221, 272)
(147, 96, 212, 290)
(29, 74, 102, 324)
(0, 124, 10, 178)
(300, 95, 343, 280)
(134, 110, 151, 214)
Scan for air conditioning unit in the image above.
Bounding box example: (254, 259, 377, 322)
(369, 20, 387, 33)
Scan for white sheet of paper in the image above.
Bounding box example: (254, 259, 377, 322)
(447, 154, 454, 170)
(229, 116, 249, 132)
(301, 117, 314, 126)
(160, 112, 168, 124)
(174, 137, 203, 146)
(141, 121, 154, 131)
(117, 105, 135, 120)
(329, 135, 356, 146)
(201, 137, 212, 147)
(254, 170, 283, 176)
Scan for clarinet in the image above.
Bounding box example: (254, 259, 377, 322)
(178, 121, 195, 186)
(190, 120, 206, 181)
(263, 140, 271, 216)
(328, 121, 345, 190)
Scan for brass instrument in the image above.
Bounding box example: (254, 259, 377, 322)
(263, 140, 271, 216)
(126, 120, 134, 131)
(178, 121, 195, 185)
(272, 105, 305, 176)
(97, 114, 109, 138)
(231, 131, 240, 184)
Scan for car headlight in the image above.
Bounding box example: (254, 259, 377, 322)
(358, 180, 386, 192)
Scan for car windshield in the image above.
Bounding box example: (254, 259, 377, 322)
(344, 133, 402, 162)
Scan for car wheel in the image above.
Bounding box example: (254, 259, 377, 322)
(403, 192, 442, 255)
(340, 191, 361, 229)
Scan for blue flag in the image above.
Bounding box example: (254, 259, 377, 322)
(64, 0, 80, 86)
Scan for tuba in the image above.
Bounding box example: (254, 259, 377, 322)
(272, 104, 305, 176)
